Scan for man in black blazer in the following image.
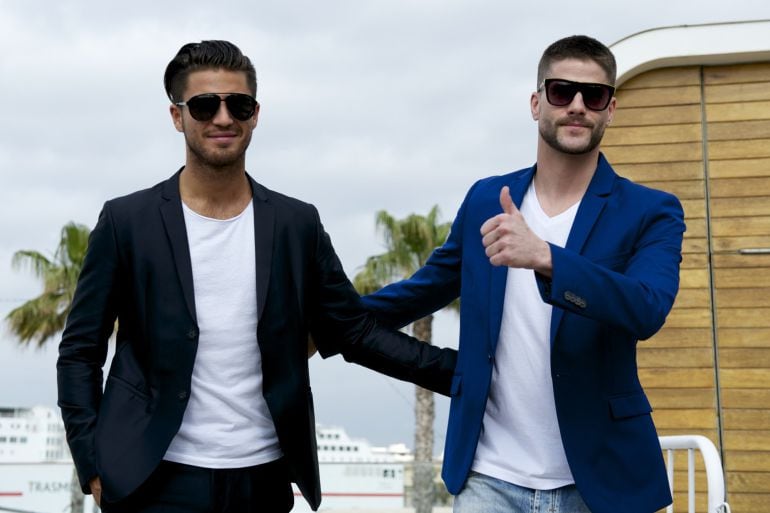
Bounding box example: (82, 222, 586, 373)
(56, 40, 456, 513)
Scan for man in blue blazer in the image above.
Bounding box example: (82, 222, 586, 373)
(56, 40, 456, 512)
(363, 36, 684, 513)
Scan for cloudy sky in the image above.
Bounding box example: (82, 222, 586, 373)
(2, 1, 769, 452)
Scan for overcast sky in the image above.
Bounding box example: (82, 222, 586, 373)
(2, 1, 769, 452)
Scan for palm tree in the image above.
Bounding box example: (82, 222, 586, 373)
(6, 222, 90, 347)
(354, 206, 456, 513)
(6, 221, 91, 513)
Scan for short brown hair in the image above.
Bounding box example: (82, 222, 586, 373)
(537, 35, 616, 86)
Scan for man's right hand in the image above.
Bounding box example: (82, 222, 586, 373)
(89, 476, 102, 507)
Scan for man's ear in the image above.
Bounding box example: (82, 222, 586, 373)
(530, 91, 540, 121)
(170, 104, 184, 132)
(250, 102, 261, 129)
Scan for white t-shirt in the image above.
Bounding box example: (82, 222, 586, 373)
(164, 201, 282, 468)
(472, 181, 579, 490)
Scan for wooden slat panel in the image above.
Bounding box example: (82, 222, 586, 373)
(723, 389, 770, 409)
(723, 409, 770, 430)
(679, 199, 706, 219)
(611, 104, 701, 127)
(601, 142, 702, 164)
(723, 430, 770, 450)
(638, 180, 704, 200)
(713, 254, 770, 269)
(719, 348, 770, 368)
(646, 327, 712, 347)
(728, 493, 770, 513)
(711, 216, 770, 237)
(710, 177, 770, 197)
(715, 288, 770, 307)
(714, 269, 770, 288)
(727, 470, 770, 492)
(612, 161, 704, 181)
(716, 308, 770, 328)
(673, 288, 710, 308)
(637, 347, 713, 368)
(616, 86, 701, 108)
(652, 409, 717, 429)
(704, 62, 770, 85)
(623, 67, 702, 89)
(679, 268, 709, 288)
(725, 451, 770, 471)
(721, 369, 770, 388)
(711, 196, 770, 218)
(603, 123, 701, 146)
(708, 119, 770, 141)
(663, 308, 711, 329)
(680, 253, 708, 269)
(683, 238, 708, 253)
(706, 100, 770, 122)
(709, 157, 770, 178)
(639, 369, 715, 388)
(709, 138, 770, 160)
(656, 428, 718, 440)
(682, 217, 707, 239)
(646, 388, 716, 409)
(705, 82, 770, 104)
(718, 328, 770, 348)
(713, 235, 770, 252)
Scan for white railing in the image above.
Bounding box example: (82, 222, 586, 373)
(659, 435, 731, 513)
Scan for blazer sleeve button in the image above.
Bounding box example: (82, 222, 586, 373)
(177, 390, 189, 401)
(187, 329, 197, 339)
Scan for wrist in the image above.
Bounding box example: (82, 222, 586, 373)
(534, 241, 553, 277)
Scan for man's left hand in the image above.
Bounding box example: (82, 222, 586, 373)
(480, 186, 552, 276)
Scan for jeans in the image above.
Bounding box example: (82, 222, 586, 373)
(454, 472, 591, 513)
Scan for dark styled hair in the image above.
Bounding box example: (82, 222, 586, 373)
(537, 35, 617, 86)
(163, 40, 257, 102)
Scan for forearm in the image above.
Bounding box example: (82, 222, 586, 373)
(340, 323, 457, 395)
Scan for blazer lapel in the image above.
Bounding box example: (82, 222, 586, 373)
(549, 154, 616, 344)
(159, 170, 197, 321)
(488, 166, 535, 355)
(248, 176, 275, 323)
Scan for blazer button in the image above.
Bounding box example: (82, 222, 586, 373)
(187, 329, 197, 339)
(178, 390, 189, 401)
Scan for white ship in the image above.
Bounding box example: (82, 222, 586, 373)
(292, 425, 410, 511)
(0, 407, 408, 512)
(0, 406, 96, 513)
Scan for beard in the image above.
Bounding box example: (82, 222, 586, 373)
(539, 116, 606, 155)
(184, 129, 253, 170)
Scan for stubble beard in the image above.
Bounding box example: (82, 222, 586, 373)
(539, 117, 606, 155)
(185, 130, 253, 172)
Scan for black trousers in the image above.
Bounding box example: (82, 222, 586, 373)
(101, 458, 294, 513)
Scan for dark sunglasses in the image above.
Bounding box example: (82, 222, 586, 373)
(175, 93, 258, 122)
(540, 79, 615, 111)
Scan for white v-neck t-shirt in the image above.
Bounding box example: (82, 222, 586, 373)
(472, 181, 580, 490)
(164, 201, 282, 468)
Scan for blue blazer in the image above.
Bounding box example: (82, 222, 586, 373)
(363, 154, 685, 513)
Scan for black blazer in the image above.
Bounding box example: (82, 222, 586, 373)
(57, 170, 456, 509)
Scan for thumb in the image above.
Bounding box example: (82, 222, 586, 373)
(499, 186, 516, 215)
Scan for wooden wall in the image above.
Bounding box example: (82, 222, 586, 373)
(602, 61, 770, 512)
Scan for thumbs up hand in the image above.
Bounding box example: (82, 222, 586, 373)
(480, 186, 552, 275)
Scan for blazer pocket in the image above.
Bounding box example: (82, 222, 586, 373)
(609, 392, 652, 420)
(450, 374, 463, 397)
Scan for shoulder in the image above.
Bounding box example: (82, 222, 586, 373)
(612, 174, 683, 213)
(465, 165, 534, 198)
(251, 180, 319, 222)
